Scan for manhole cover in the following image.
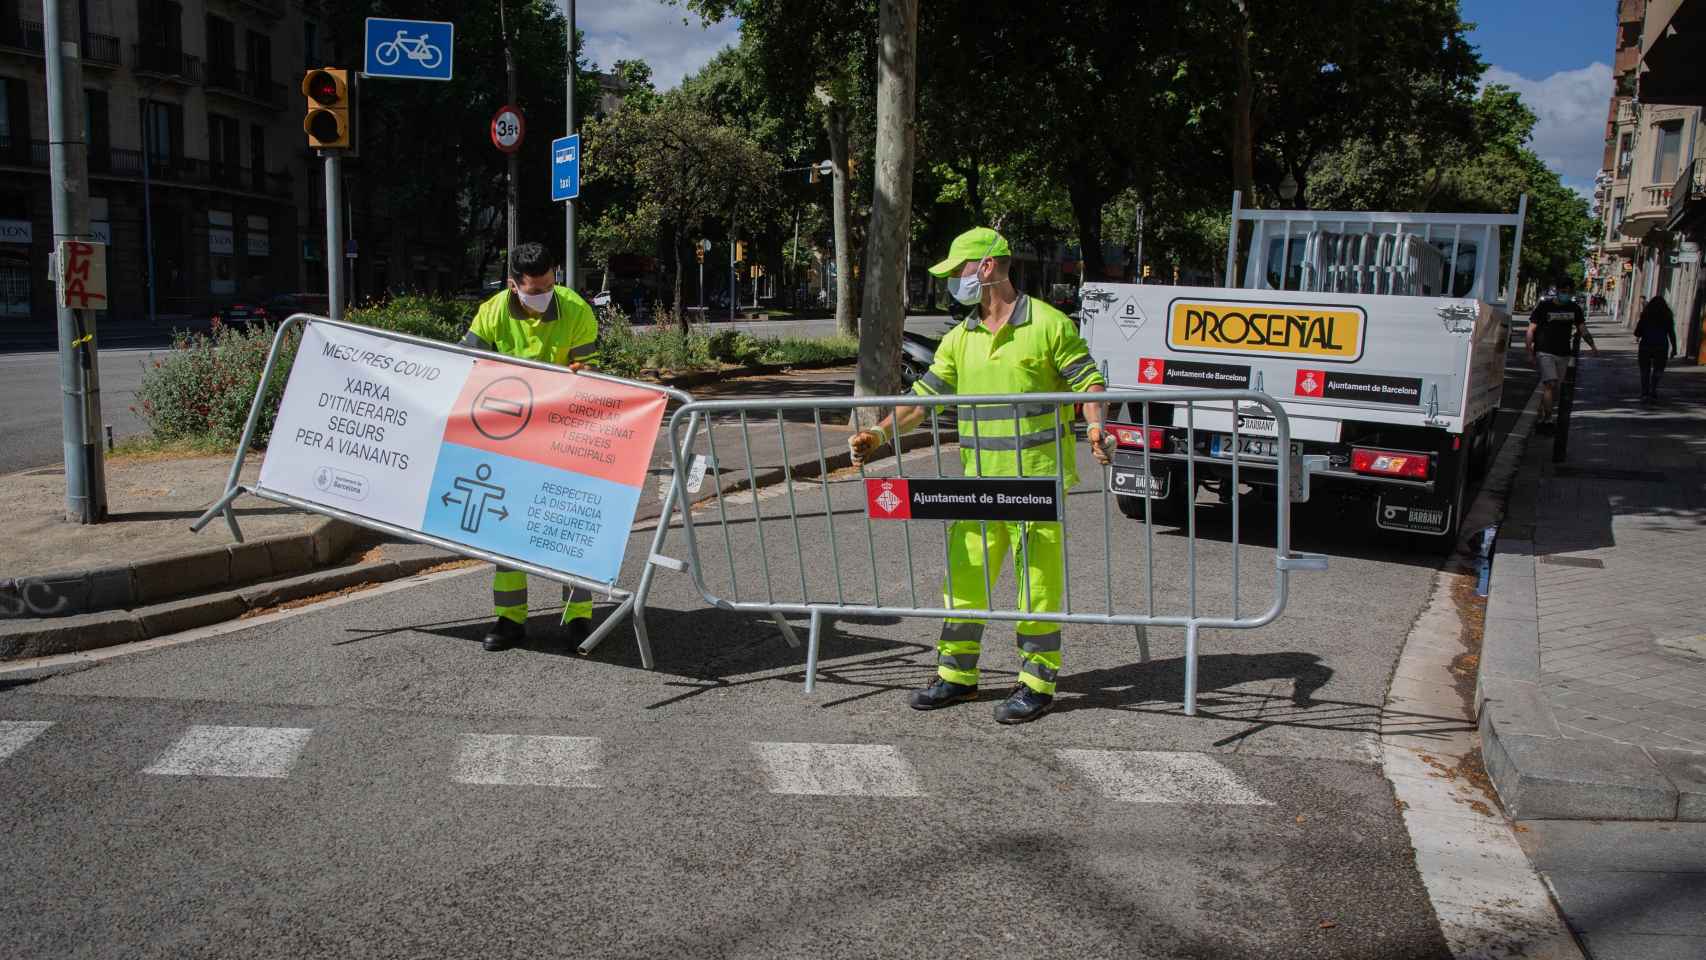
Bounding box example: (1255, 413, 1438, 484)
(1552, 466, 1664, 482)
(1540, 555, 1604, 569)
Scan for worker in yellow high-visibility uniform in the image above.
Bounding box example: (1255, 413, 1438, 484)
(459, 241, 600, 652)
(850, 227, 1108, 723)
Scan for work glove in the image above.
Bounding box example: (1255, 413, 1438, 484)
(1087, 425, 1113, 465)
(848, 428, 887, 466)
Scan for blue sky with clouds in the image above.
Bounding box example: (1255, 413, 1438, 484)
(576, 1, 1614, 197)
(1463, 1, 1614, 199)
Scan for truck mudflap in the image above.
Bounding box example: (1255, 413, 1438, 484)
(1375, 493, 1454, 536)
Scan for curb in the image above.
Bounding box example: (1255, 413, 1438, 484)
(1475, 390, 1706, 822)
(0, 517, 362, 621)
(0, 552, 466, 662)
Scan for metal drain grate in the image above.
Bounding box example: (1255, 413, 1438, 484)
(1540, 555, 1604, 569)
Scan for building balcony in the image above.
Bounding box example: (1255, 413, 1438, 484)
(1621, 183, 1676, 238)
(0, 17, 44, 54)
(1621, 0, 1646, 23)
(205, 63, 286, 109)
(133, 44, 201, 84)
(1669, 158, 1706, 231)
(1640, 0, 1705, 106)
(0, 135, 47, 168)
(83, 32, 122, 68)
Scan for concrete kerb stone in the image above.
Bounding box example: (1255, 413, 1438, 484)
(1475, 391, 1696, 821)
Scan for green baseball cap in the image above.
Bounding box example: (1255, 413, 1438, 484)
(927, 227, 1011, 277)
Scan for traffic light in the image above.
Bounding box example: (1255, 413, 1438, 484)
(302, 68, 354, 150)
(735, 241, 747, 263)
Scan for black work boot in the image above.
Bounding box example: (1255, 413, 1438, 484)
(482, 618, 525, 652)
(994, 686, 1054, 724)
(910, 678, 979, 711)
(563, 617, 591, 648)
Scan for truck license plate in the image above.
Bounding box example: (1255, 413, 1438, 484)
(1209, 434, 1299, 460)
(1110, 464, 1168, 499)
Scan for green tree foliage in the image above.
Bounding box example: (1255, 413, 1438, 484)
(583, 96, 779, 330)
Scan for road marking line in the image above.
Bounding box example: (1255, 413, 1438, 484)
(143, 725, 313, 779)
(1057, 749, 1271, 805)
(452, 734, 602, 787)
(0, 720, 54, 761)
(751, 741, 925, 797)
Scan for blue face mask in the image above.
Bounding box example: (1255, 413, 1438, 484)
(950, 272, 984, 305)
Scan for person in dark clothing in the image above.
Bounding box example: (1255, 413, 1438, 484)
(1633, 295, 1678, 402)
(1526, 281, 1598, 429)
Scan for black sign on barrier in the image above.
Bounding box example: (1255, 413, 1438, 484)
(864, 477, 1061, 522)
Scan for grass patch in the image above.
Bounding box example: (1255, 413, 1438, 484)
(109, 434, 240, 461)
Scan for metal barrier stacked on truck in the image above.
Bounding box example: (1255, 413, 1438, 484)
(191, 313, 701, 668)
(663, 389, 1327, 715)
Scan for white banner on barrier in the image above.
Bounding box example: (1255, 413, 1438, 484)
(258, 321, 667, 583)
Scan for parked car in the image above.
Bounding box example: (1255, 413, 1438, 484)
(210, 301, 270, 328)
(263, 292, 330, 321)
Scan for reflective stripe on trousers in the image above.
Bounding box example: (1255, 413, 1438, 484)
(493, 565, 593, 624)
(935, 520, 1065, 695)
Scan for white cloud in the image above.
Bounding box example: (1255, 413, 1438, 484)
(569, 1, 739, 90)
(1483, 62, 1612, 201)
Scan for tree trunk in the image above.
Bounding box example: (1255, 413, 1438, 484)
(856, 0, 920, 403)
(825, 102, 857, 338)
(1068, 180, 1106, 282)
(1230, 0, 1255, 201)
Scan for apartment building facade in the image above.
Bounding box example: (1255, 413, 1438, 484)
(1590, 0, 1704, 359)
(0, 0, 458, 333)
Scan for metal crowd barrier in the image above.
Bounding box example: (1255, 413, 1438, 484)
(665, 388, 1327, 714)
(189, 313, 700, 668)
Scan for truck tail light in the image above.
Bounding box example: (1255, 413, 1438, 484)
(1108, 424, 1165, 450)
(1351, 447, 1431, 479)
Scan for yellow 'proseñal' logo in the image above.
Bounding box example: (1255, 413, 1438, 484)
(1167, 299, 1366, 362)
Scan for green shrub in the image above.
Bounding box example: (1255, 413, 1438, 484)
(133, 321, 299, 448)
(758, 335, 859, 366)
(708, 330, 766, 365)
(345, 293, 472, 344)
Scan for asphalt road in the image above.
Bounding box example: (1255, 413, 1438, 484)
(0, 347, 161, 476)
(0, 341, 1538, 959)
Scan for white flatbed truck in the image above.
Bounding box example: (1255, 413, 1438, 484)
(1081, 193, 1528, 541)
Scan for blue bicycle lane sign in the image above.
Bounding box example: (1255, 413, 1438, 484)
(363, 18, 454, 81)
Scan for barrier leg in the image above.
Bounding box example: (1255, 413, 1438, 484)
(223, 505, 244, 543)
(1135, 624, 1151, 663)
(1183, 622, 1200, 716)
(580, 595, 652, 669)
(804, 608, 824, 694)
(190, 485, 244, 533)
(772, 613, 802, 649)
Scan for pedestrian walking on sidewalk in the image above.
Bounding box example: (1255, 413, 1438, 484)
(847, 227, 1109, 724)
(459, 242, 600, 652)
(1633, 294, 1678, 402)
(1526, 281, 1598, 432)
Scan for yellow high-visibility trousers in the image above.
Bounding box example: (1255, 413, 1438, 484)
(936, 520, 1064, 695)
(492, 566, 593, 626)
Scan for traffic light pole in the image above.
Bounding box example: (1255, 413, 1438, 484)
(323, 151, 344, 321)
(565, 0, 577, 289)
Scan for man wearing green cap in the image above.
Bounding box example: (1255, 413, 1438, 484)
(849, 227, 1108, 723)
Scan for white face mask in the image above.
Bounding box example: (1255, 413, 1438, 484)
(514, 287, 554, 313)
(950, 271, 985, 305)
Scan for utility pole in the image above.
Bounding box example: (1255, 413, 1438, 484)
(564, 0, 577, 289)
(44, 0, 106, 522)
(1134, 202, 1144, 282)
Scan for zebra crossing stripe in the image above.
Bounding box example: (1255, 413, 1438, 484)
(0, 721, 53, 761)
(751, 741, 925, 797)
(452, 734, 602, 787)
(1057, 749, 1270, 805)
(143, 725, 313, 779)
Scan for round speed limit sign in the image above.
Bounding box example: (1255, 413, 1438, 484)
(490, 104, 525, 154)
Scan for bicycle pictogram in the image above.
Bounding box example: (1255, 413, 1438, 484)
(373, 30, 443, 70)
